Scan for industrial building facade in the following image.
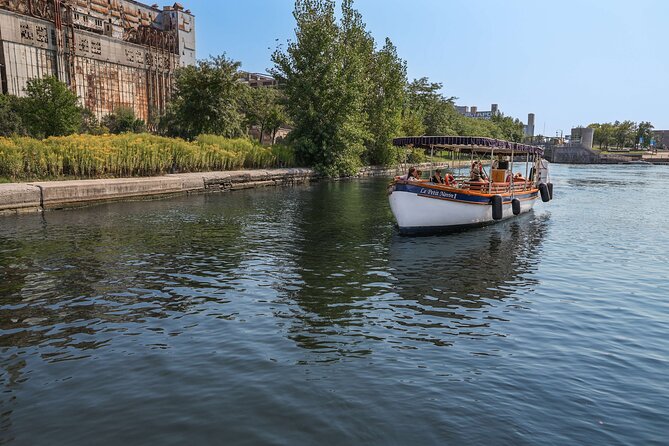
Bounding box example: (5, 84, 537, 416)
(0, 0, 195, 123)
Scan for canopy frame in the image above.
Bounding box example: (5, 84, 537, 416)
(393, 136, 544, 156)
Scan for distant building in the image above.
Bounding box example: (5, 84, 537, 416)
(652, 130, 669, 148)
(455, 103, 499, 120)
(570, 127, 594, 149)
(0, 1, 196, 123)
(240, 72, 278, 88)
(524, 113, 535, 138)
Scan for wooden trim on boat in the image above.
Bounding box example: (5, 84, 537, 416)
(394, 179, 539, 198)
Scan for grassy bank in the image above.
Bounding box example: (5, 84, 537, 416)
(0, 134, 296, 181)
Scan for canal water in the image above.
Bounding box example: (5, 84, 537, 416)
(1, 164, 667, 445)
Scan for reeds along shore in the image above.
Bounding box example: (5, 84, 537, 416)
(0, 134, 296, 181)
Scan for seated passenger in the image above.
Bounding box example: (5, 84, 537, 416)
(415, 169, 423, 180)
(444, 172, 457, 186)
(401, 167, 417, 181)
(507, 172, 525, 183)
(431, 169, 444, 184)
(469, 161, 486, 182)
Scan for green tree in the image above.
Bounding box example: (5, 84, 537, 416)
(20, 76, 82, 138)
(492, 113, 525, 142)
(160, 55, 245, 140)
(405, 77, 457, 135)
(365, 38, 407, 165)
(102, 106, 146, 134)
(0, 94, 25, 136)
(400, 109, 425, 136)
(79, 108, 107, 135)
(272, 0, 372, 176)
(613, 120, 636, 149)
(242, 86, 289, 144)
(266, 103, 290, 144)
(635, 121, 654, 148)
(589, 122, 614, 149)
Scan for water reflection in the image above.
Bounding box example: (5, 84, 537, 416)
(0, 198, 246, 356)
(0, 179, 549, 370)
(382, 214, 549, 347)
(266, 179, 549, 358)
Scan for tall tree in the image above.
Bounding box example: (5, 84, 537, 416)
(20, 77, 82, 138)
(272, 0, 375, 176)
(365, 38, 407, 165)
(160, 55, 245, 140)
(405, 77, 457, 135)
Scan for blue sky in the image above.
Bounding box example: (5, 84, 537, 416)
(186, 0, 668, 135)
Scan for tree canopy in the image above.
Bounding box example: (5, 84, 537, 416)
(589, 120, 655, 149)
(159, 55, 246, 140)
(20, 76, 82, 138)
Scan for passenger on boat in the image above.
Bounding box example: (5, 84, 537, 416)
(401, 167, 418, 180)
(506, 172, 526, 183)
(431, 169, 444, 184)
(469, 161, 486, 182)
(444, 172, 457, 186)
(416, 169, 423, 180)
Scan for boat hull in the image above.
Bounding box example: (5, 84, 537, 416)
(389, 183, 538, 234)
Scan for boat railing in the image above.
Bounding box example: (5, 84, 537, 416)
(462, 180, 533, 194)
(394, 177, 535, 195)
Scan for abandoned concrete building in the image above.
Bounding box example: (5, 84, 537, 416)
(0, 0, 195, 123)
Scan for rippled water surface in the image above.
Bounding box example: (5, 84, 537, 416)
(1, 164, 668, 445)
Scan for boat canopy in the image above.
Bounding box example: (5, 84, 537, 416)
(393, 136, 544, 156)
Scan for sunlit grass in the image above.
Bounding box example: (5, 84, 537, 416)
(0, 134, 296, 181)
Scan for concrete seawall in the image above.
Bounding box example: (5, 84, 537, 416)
(0, 163, 446, 215)
(544, 144, 630, 164)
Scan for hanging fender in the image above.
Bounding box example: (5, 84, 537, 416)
(491, 195, 503, 220)
(539, 183, 550, 202)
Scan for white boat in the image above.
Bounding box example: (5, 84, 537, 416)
(388, 136, 553, 234)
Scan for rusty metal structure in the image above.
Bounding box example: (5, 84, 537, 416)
(0, 0, 195, 123)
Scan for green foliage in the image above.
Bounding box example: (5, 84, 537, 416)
(273, 0, 372, 176)
(635, 121, 654, 148)
(0, 134, 296, 180)
(20, 77, 82, 138)
(404, 77, 457, 136)
(0, 94, 26, 136)
(590, 120, 654, 149)
(79, 108, 107, 135)
(102, 106, 146, 134)
(160, 55, 246, 140)
(491, 113, 525, 142)
(405, 148, 426, 164)
(242, 86, 289, 144)
(365, 38, 407, 165)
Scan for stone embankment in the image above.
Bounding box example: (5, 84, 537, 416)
(0, 163, 446, 215)
(544, 144, 631, 164)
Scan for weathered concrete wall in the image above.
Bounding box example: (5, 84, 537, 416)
(0, 183, 42, 214)
(0, 0, 195, 122)
(544, 144, 629, 164)
(0, 163, 447, 215)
